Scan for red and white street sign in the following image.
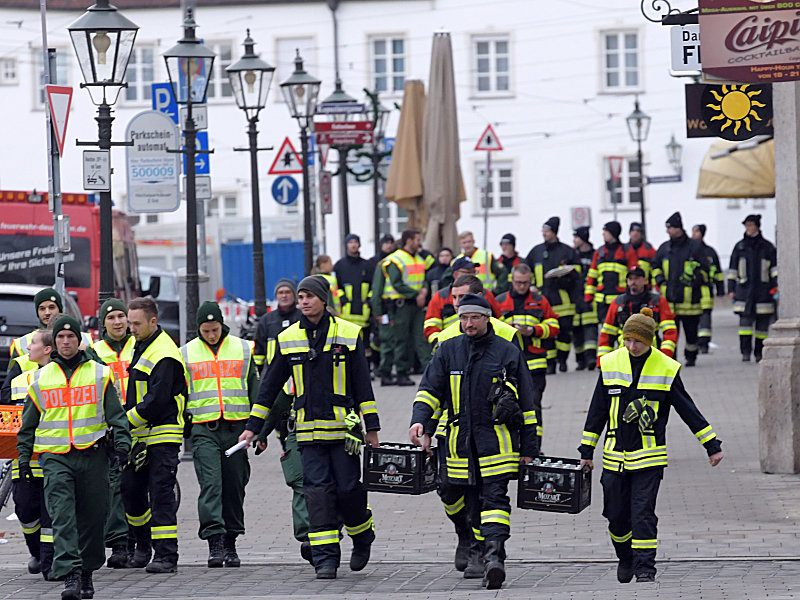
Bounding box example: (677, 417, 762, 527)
(46, 85, 73, 156)
(268, 137, 303, 175)
(475, 124, 503, 151)
(314, 121, 374, 145)
(608, 156, 625, 184)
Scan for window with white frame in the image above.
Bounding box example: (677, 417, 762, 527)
(476, 160, 514, 212)
(275, 37, 316, 102)
(208, 193, 237, 218)
(1, 59, 18, 85)
(370, 36, 405, 94)
(601, 30, 641, 92)
(472, 35, 510, 95)
(205, 41, 233, 100)
(34, 49, 69, 106)
(124, 46, 155, 104)
(606, 156, 642, 208)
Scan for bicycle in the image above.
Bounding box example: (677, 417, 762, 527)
(0, 458, 12, 509)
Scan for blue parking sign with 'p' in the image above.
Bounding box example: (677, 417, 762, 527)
(152, 83, 178, 124)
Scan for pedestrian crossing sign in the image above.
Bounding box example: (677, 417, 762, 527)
(268, 137, 304, 175)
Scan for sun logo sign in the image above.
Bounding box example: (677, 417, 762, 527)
(701, 84, 772, 142)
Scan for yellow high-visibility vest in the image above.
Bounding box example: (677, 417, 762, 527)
(93, 336, 135, 401)
(382, 250, 425, 299)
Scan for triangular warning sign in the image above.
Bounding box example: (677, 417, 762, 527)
(475, 124, 503, 152)
(319, 143, 330, 168)
(269, 137, 304, 175)
(46, 85, 73, 156)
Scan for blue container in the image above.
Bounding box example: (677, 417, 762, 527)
(221, 240, 305, 301)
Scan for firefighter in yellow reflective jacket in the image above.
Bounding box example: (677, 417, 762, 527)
(315, 255, 343, 315)
(240, 275, 380, 580)
(7, 329, 53, 579)
(578, 307, 723, 584)
(410, 293, 539, 590)
(181, 302, 258, 568)
(121, 297, 187, 574)
(17, 315, 132, 600)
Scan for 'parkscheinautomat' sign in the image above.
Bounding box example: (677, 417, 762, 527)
(699, 0, 800, 83)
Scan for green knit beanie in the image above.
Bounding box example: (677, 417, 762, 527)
(34, 288, 63, 313)
(196, 301, 224, 328)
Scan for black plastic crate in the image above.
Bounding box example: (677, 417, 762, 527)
(517, 456, 591, 514)
(363, 443, 437, 495)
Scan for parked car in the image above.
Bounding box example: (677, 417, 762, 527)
(139, 266, 180, 343)
(0, 283, 84, 380)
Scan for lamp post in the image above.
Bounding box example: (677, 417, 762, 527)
(68, 0, 138, 307)
(226, 30, 275, 318)
(163, 10, 215, 341)
(666, 133, 683, 176)
(281, 51, 321, 276)
(362, 90, 390, 254)
(626, 98, 651, 238)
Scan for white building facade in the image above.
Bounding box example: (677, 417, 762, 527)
(0, 0, 775, 293)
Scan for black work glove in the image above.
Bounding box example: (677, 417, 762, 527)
(18, 462, 34, 482)
(638, 405, 657, 433)
(114, 448, 130, 471)
(130, 441, 148, 472)
(253, 435, 267, 456)
(623, 398, 646, 424)
(492, 391, 524, 430)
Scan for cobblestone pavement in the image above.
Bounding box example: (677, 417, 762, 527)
(1, 304, 798, 598)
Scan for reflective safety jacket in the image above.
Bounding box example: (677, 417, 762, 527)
(126, 329, 187, 446)
(625, 240, 656, 282)
(598, 290, 677, 360)
(318, 273, 343, 314)
(495, 289, 560, 371)
(27, 361, 113, 453)
(525, 240, 582, 317)
(181, 334, 254, 423)
(246, 314, 380, 445)
(579, 347, 721, 472)
(93, 335, 135, 401)
(11, 330, 93, 372)
(697, 240, 725, 309)
(253, 306, 301, 395)
(584, 243, 639, 306)
(423, 285, 502, 343)
(454, 248, 507, 293)
(499, 254, 521, 284)
(727, 232, 777, 317)
(382, 249, 426, 300)
(411, 323, 538, 484)
(652, 233, 710, 316)
(334, 254, 372, 329)
(10, 368, 43, 479)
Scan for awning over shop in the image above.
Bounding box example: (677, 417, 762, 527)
(697, 136, 774, 199)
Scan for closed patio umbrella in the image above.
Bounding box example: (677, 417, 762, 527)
(697, 137, 774, 198)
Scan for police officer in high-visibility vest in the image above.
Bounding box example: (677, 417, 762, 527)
(121, 297, 187, 573)
(380, 228, 430, 386)
(91, 298, 135, 569)
(7, 329, 53, 579)
(251, 279, 311, 562)
(334, 234, 372, 330)
(579, 308, 723, 584)
(2, 288, 92, 402)
(181, 302, 258, 568)
(17, 315, 132, 600)
(239, 275, 380, 580)
(410, 293, 538, 590)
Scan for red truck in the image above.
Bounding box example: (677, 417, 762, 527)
(0, 189, 141, 318)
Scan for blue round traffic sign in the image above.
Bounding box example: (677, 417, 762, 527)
(272, 175, 299, 205)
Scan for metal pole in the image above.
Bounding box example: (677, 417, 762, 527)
(97, 102, 115, 306)
(44, 48, 66, 297)
(482, 151, 491, 251)
(248, 118, 267, 317)
(300, 126, 313, 275)
(185, 98, 199, 341)
(339, 147, 350, 238)
(372, 142, 381, 255)
(638, 141, 646, 239)
(198, 199, 207, 275)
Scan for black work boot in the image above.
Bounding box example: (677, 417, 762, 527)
(207, 533, 225, 568)
(450, 512, 473, 572)
(128, 526, 152, 568)
(380, 374, 396, 386)
(107, 543, 128, 568)
(462, 541, 484, 579)
(61, 571, 81, 600)
(27, 555, 41, 574)
(300, 541, 313, 565)
(80, 570, 94, 599)
(584, 350, 596, 370)
(315, 565, 337, 579)
(575, 355, 586, 371)
(395, 373, 415, 386)
(223, 534, 240, 568)
(145, 557, 177, 573)
(482, 540, 506, 590)
(350, 530, 375, 571)
(617, 559, 634, 583)
(755, 338, 765, 363)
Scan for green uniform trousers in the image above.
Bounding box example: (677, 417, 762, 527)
(280, 429, 309, 542)
(41, 443, 109, 579)
(383, 302, 430, 375)
(105, 460, 128, 548)
(190, 419, 250, 539)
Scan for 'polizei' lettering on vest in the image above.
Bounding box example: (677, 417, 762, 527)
(41, 385, 98, 409)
